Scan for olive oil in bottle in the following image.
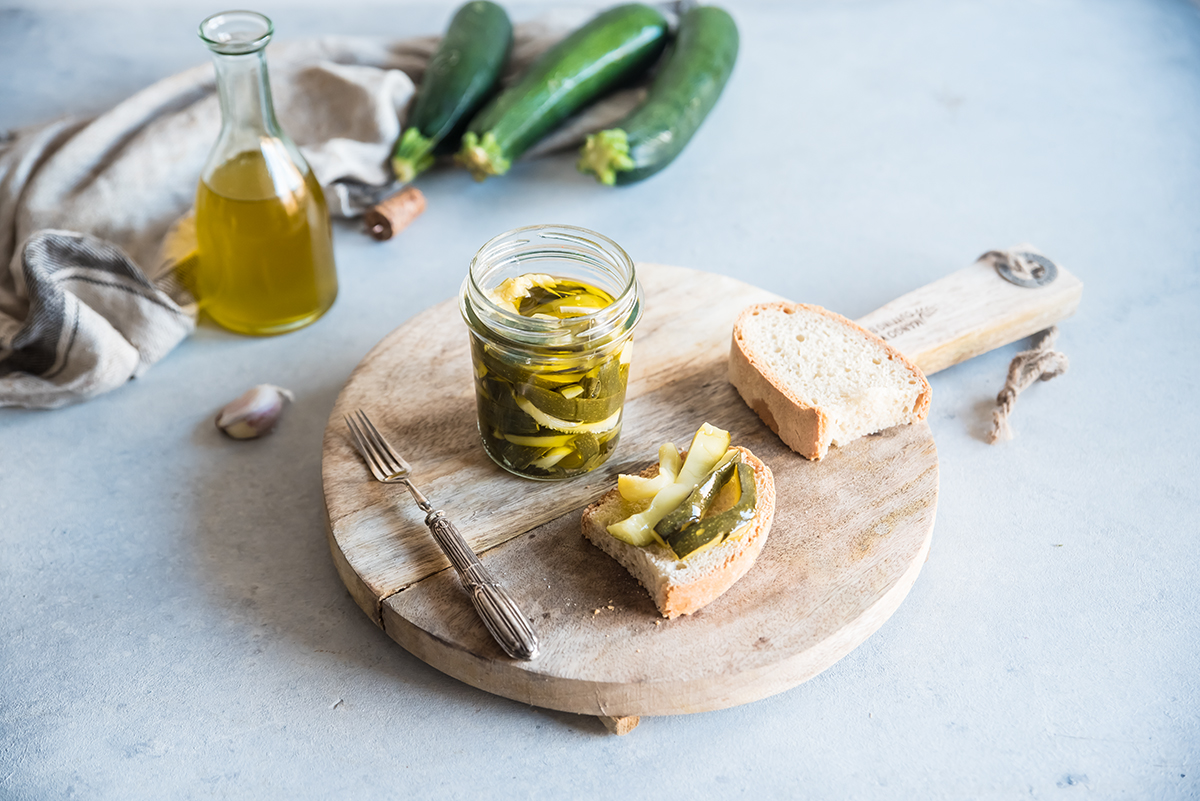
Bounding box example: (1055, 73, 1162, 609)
(195, 11, 338, 336)
(195, 148, 337, 335)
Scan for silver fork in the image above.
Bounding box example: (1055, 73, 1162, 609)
(345, 409, 540, 661)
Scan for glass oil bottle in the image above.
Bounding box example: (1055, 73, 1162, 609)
(195, 10, 338, 336)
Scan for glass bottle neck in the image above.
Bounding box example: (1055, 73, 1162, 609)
(211, 49, 281, 136)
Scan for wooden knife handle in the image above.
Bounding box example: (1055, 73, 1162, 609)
(854, 249, 1083, 375)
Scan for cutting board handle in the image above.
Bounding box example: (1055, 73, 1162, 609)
(854, 247, 1083, 376)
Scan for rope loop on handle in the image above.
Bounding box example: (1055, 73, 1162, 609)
(988, 326, 1070, 443)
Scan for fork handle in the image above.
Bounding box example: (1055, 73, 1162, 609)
(425, 511, 540, 661)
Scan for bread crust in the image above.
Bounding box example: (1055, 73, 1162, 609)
(581, 446, 775, 619)
(728, 302, 931, 460)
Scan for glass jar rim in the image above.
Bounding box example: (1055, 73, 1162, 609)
(199, 10, 274, 55)
(462, 223, 641, 348)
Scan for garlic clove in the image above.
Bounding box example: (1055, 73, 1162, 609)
(216, 384, 295, 439)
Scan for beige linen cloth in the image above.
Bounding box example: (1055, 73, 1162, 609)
(0, 12, 648, 409)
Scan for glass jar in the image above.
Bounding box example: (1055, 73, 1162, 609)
(194, 10, 338, 336)
(460, 225, 643, 480)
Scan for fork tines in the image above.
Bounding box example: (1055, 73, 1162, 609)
(345, 409, 411, 481)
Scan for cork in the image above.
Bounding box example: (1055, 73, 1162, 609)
(364, 186, 427, 241)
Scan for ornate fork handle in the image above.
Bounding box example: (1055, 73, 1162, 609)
(419, 504, 539, 661)
(344, 410, 539, 661)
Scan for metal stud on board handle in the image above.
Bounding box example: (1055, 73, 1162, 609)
(981, 249, 1059, 288)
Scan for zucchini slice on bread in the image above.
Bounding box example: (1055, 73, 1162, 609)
(582, 425, 775, 619)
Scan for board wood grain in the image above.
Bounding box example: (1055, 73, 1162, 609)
(321, 263, 938, 716)
(857, 254, 1082, 375)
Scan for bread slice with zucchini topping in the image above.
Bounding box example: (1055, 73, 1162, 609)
(581, 423, 775, 619)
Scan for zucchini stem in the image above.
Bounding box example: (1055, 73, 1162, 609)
(577, 129, 634, 186)
(390, 127, 436, 183)
(455, 131, 511, 181)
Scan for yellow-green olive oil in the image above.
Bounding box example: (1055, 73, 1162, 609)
(194, 148, 338, 335)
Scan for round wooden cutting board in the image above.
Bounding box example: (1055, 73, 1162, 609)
(321, 263, 937, 718)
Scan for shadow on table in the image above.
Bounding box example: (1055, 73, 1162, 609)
(186, 373, 608, 738)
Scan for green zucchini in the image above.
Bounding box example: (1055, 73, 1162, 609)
(655, 449, 740, 542)
(456, 3, 669, 181)
(519, 383, 625, 423)
(606, 423, 731, 547)
(666, 462, 757, 559)
(391, 1, 513, 182)
(577, 5, 738, 185)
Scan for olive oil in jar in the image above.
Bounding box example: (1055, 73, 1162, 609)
(488, 274, 616, 318)
(462, 224, 644, 482)
(194, 148, 338, 335)
(471, 274, 632, 479)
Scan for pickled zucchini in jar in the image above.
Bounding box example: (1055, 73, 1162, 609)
(470, 274, 633, 479)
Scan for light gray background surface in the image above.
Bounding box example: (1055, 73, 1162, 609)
(2, 0, 1198, 798)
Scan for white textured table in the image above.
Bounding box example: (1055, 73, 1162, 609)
(2, 1, 1197, 798)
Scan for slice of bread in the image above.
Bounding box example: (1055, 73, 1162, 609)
(581, 446, 775, 619)
(729, 302, 931, 460)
